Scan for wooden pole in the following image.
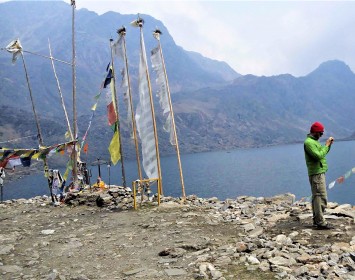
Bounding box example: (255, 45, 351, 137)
(138, 22, 163, 196)
(110, 39, 127, 187)
(118, 29, 143, 182)
(20, 52, 54, 202)
(154, 31, 186, 199)
(48, 39, 74, 141)
(71, 0, 78, 185)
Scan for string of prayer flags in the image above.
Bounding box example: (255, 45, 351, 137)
(328, 166, 355, 189)
(79, 71, 109, 152)
(0, 141, 76, 169)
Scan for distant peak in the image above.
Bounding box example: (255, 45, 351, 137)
(308, 60, 354, 77)
(318, 59, 349, 69)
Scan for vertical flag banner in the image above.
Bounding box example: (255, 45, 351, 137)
(151, 45, 175, 145)
(104, 64, 121, 164)
(134, 31, 158, 179)
(113, 36, 133, 138)
(104, 65, 118, 127)
(109, 127, 121, 165)
(151, 29, 186, 198)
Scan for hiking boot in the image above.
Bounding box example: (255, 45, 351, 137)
(315, 223, 334, 230)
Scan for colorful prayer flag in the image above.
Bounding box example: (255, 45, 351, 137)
(107, 101, 117, 126)
(344, 170, 352, 179)
(108, 126, 121, 165)
(336, 176, 345, 184)
(83, 143, 89, 154)
(328, 181, 336, 189)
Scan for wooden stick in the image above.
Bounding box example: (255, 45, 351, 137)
(155, 33, 186, 199)
(48, 39, 74, 141)
(119, 31, 143, 183)
(20, 52, 54, 202)
(71, 1, 78, 185)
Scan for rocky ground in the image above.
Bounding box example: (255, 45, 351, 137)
(0, 190, 354, 280)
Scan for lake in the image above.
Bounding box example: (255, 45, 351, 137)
(3, 141, 355, 205)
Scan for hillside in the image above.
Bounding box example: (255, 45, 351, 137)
(0, 1, 239, 118)
(1, 2, 355, 166)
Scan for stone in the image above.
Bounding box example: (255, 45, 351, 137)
(0, 244, 14, 255)
(122, 268, 145, 276)
(41, 229, 55, 235)
(269, 256, 296, 267)
(164, 268, 187, 276)
(0, 265, 22, 273)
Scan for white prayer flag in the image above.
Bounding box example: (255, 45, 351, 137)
(113, 36, 133, 138)
(135, 31, 158, 179)
(328, 181, 336, 189)
(6, 39, 22, 63)
(151, 45, 175, 145)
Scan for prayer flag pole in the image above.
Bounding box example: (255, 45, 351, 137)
(19, 51, 54, 202)
(110, 39, 127, 187)
(137, 17, 163, 196)
(117, 27, 143, 182)
(152, 29, 186, 199)
(48, 39, 74, 141)
(71, 0, 79, 185)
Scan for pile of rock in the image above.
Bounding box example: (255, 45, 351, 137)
(157, 194, 355, 279)
(60, 185, 135, 208)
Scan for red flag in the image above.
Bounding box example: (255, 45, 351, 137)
(336, 176, 345, 184)
(107, 101, 117, 126)
(83, 143, 89, 154)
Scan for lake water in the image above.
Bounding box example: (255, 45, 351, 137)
(3, 141, 355, 205)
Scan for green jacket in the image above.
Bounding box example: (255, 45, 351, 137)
(304, 134, 330, 176)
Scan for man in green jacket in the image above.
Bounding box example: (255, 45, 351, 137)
(304, 121, 334, 230)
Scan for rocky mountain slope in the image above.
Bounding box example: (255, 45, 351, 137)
(1, 2, 355, 165)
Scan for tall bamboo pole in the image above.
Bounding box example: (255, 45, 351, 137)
(110, 39, 127, 187)
(138, 20, 163, 196)
(71, 0, 78, 184)
(20, 52, 54, 202)
(153, 30, 186, 199)
(48, 39, 74, 141)
(118, 28, 143, 182)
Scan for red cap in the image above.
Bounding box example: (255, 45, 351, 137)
(310, 122, 324, 133)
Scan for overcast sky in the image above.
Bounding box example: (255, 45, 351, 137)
(7, 0, 355, 77)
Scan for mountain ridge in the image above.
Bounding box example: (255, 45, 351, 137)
(1, 1, 355, 164)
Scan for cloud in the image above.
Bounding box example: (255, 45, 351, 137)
(64, 1, 355, 76)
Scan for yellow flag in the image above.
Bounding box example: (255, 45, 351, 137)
(91, 103, 98, 111)
(108, 130, 121, 165)
(32, 151, 41, 160)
